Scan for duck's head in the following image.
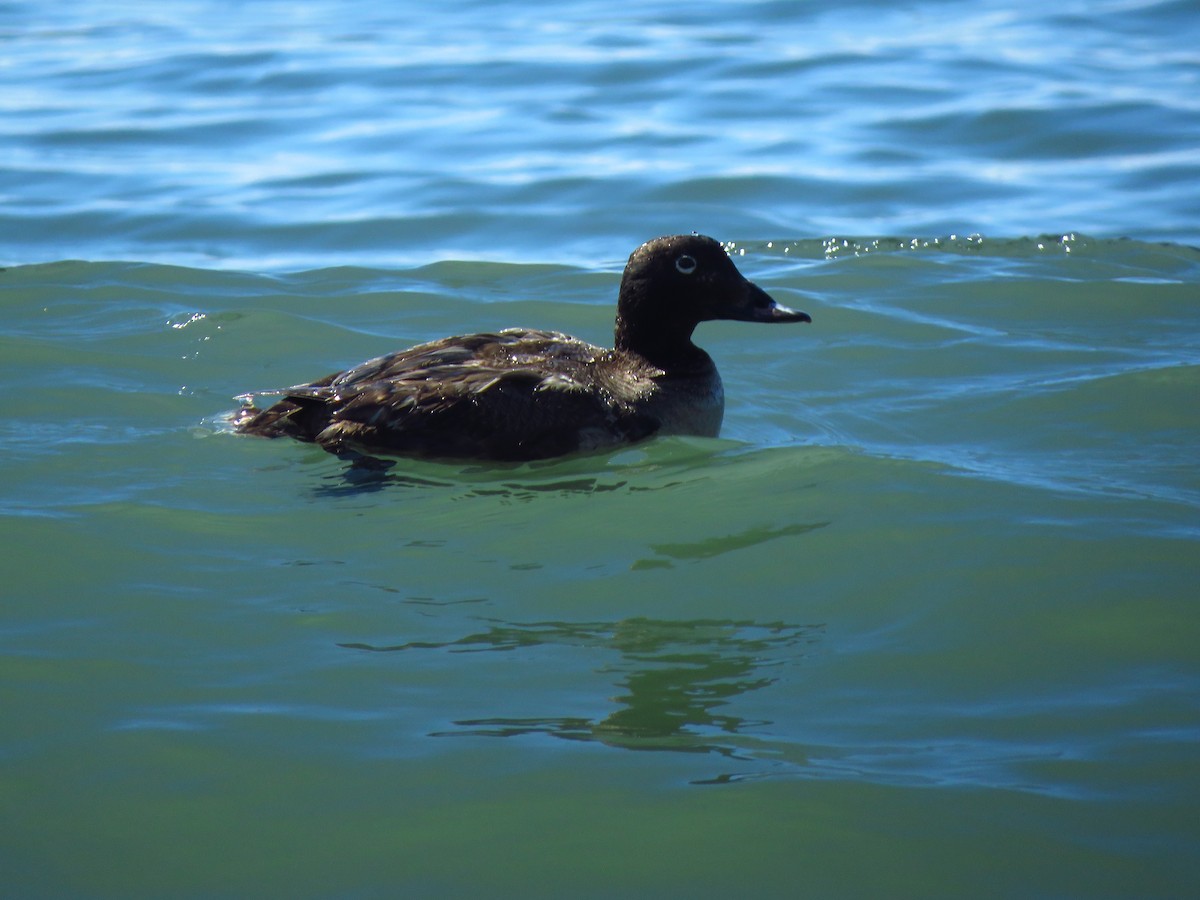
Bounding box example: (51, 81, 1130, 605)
(614, 234, 810, 365)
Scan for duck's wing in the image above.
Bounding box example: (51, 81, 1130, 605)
(235, 329, 662, 460)
(329, 330, 590, 385)
(235, 330, 572, 427)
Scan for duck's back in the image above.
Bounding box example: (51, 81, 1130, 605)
(234, 328, 691, 460)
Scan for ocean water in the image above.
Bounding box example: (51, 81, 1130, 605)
(2, 1, 1199, 897)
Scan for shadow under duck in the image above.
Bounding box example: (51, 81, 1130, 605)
(233, 234, 811, 461)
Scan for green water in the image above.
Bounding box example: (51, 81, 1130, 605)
(3, 239, 1197, 896)
(4, 0, 1200, 892)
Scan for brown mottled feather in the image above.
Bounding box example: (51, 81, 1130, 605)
(234, 329, 667, 460)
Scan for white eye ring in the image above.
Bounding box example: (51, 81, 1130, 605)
(675, 254, 697, 275)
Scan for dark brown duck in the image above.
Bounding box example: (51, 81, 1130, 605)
(233, 234, 811, 461)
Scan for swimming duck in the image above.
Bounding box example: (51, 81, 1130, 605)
(233, 234, 810, 461)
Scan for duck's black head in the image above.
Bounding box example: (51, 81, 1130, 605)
(614, 234, 810, 367)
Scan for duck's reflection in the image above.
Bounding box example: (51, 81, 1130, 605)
(340, 617, 823, 770)
(312, 464, 657, 500)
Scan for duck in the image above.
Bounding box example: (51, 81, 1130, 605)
(232, 234, 811, 461)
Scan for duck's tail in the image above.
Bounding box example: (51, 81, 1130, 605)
(232, 396, 325, 442)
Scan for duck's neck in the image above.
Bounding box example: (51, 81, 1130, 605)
(614, 315, 713, 375)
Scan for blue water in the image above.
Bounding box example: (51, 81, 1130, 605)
(2, 1, 1199, 897)
(4, 0, 1199, 270)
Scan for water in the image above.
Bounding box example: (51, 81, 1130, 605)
(2, 1, 1199, 897)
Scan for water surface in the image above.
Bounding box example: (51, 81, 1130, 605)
(2, 1, 1199, 897)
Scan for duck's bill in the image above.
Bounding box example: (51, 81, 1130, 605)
(734, 282, 812, 324)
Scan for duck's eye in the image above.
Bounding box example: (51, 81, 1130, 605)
(675, 254, 697, 275)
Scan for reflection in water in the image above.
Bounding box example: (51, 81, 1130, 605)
(306, 437, 727, 499)
(637, 521, 829, 568)
(312, 466, 665, 501)
(340, 617, 823, 781)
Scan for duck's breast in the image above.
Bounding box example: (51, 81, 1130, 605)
(643, 371, 724, 437)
